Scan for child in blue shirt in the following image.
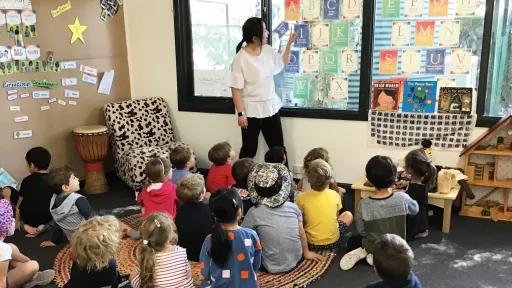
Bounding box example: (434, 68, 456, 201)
(200, 188, 261, 288)
(170, 145, 196, 184)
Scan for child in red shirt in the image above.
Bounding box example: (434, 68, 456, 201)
(206, 142, 236, 193)
(138, 157, 178, 218)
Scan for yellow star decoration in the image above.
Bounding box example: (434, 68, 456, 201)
(68, 17, 87, 44)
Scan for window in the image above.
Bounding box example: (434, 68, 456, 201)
(270, 0, 363, 111)
(174, 0, 501, 126)
(485, 0, 512, 117)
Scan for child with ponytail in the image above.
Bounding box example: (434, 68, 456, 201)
(130, 213, 193, 288)
(199, 188, 261, 288)
(404, 149, 437, 240)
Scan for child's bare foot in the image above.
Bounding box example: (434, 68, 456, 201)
(24, 224, 41, 236)
(415, 230, 429, 238)
(40, 240, 56, 247)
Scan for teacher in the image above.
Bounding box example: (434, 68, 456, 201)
(229, 17, 296, 160)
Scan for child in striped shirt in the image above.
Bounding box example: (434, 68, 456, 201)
(130, 212, 194, 288)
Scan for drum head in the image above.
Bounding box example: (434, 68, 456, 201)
(73, 125, 108, 134)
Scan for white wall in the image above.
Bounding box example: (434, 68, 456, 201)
(123, 0, 487, 183)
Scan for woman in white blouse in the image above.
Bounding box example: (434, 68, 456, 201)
(229, 17, 296, 161)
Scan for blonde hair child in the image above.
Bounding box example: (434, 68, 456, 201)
(130, 213, 193, 288)
(65, 216, 122, 287)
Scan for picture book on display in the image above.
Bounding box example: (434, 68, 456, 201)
(438, 87, 472, 114)
(371, 80, 401, 112)
(402, 81, 437, 113)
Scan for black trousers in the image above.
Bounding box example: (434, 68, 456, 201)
(239, 112, 286, 162)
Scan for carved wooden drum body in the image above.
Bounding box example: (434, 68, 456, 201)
(73, 125, 109, 194)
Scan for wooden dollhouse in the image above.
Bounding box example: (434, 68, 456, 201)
(459, 115, 512, 222)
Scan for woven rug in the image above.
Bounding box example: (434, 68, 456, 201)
(54, 214, 337, 287)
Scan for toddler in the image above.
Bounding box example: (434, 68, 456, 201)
(64, 216, 123, 288)
(40, 166, 92, 247)
(0, 199, 55, 288)
(15, 147, 53, 236)
(264, 146, 286, 165)
(170, 145, 196, 184)
(297, 147, 344, 197)
(175, 174, 213, 261)
(231, 158, 256, 215)
(200, 188, 261, 287)
(206, 141, 236, 193)
(138, 157, 178, 218)
(366, 234, 422, 288)
(404, 149, 436, 240)
(295, 159, 353, 250)
(339, 156, 419, 270)
(130, 212, 194, 288)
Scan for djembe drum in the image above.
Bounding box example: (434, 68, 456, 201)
(73, 125, 109, 194)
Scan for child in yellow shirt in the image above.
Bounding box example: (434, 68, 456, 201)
(295, 159, 353, 249)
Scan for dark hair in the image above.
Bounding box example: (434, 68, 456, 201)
(373, 234, 414, 282)
(236, 17, 264, 53)
(303, 147, 330, 171)
(25, 146, 51, 170)
(232, 158, 256, 189)
(209, 188, 242, 268)
(265, 146, 286, 164)
(170, 146, 193, 169)
(48, 166, 74, 194)
(145, 157, 170, 183)
(405, 149, 437, 192)
(365, 155, 397, 189)
(208, 142, 232, 166)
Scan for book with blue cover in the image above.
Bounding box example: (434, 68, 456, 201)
(402, 80, 437, 113)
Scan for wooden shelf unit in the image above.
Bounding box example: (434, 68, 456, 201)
(462, 151, 512, 222)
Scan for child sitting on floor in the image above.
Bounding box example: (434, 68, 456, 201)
(231, 158, 256, 215)
(243, 163, 323, 273)
(65, 215, 124, 288)
(0, 199, 55, 288)
(130, 212, 194, 288)
(175, 174, 213, 261)
(40, 166, 92, 248)
(170, 145, 196, 184)
(15, 147, 53, 236)
(339, 156, 419, 270)
(404, 149, 436, 240)
(297, 147, 344, 197)
(200, 188, 262, 287)
(206, 141, 236, 193)
(366, 234, 422, 288)
(138, 157, 178, 219)
(295, 159, 353, 250)
(264, 146, 286, 165)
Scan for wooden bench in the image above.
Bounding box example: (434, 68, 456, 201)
(351, 177, 460, 233)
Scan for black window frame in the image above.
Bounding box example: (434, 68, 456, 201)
(174, 0, 500, 126)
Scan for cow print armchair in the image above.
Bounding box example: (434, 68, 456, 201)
(104, 97, 184, 191)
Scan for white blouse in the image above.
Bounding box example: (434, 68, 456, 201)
(229, 44, 284, 118)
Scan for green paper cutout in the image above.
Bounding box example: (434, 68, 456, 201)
(32, 80, 58, 89)
(331, 21, 349, 48)
(382, 0, 400, 18)
(320, 50, 338, 73)
(293, 76, 311, 99)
